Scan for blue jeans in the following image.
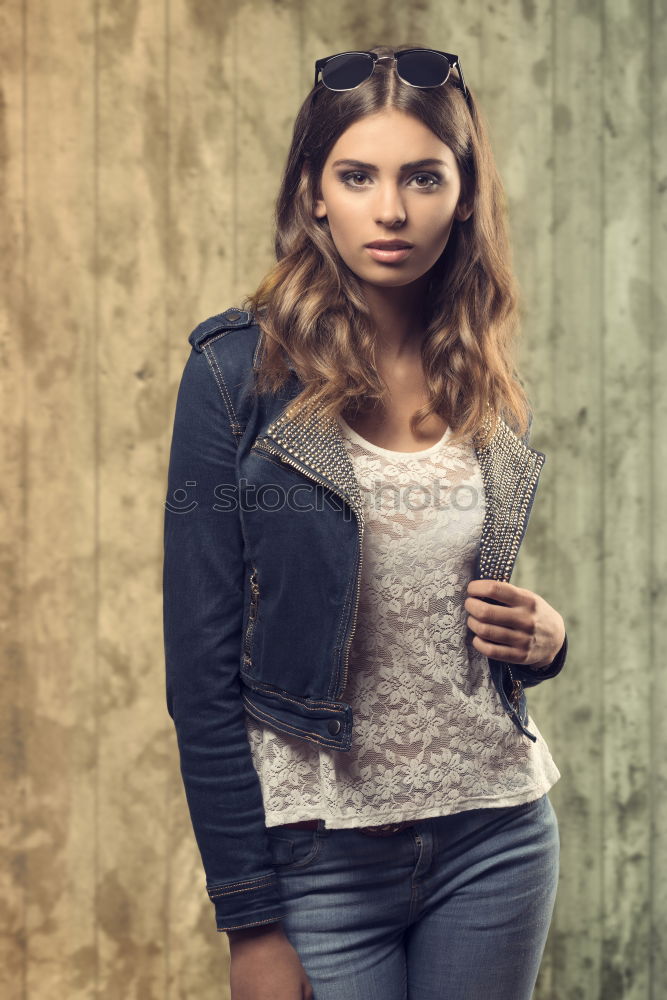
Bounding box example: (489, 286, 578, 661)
(266, 793, 560, 1000)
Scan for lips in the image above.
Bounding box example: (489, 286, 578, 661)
(364, 240, 414, 249)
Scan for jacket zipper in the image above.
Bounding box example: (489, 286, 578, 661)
(506, 663, 524, 715)
(243, 567, 260, 668)
(252, 438, 363, 698)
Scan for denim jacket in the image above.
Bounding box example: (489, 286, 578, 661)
(162, 307, 568, 934)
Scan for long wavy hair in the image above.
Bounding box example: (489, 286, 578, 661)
(241, 42, 532, 448)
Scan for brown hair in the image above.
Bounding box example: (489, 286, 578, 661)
(241, 42, 531, 448)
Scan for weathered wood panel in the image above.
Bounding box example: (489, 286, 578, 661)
(1, 1, 99, 997)
(95, 2, 173, 996)
(600, 5, 653, 997)
(0, 0, 28, 995)
(0, 1, 663, 997)
(548, 2, 607, 998)
(650, 1, 667, 995)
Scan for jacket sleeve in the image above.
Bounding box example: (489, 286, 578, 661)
(508, 631, 568, 688)
(163, 345, 285, 934)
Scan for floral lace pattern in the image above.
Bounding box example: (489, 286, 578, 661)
(245, 416, 560, 828)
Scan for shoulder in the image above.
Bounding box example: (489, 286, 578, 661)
(182, 308, 264, 434)
(188, 307, 261, 360)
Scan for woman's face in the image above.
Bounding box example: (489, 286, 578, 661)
(312, 108, 472, 290)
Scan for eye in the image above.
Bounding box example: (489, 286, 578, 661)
(341, 171, 370, 187)
(411, 173, 442, 189)
(339, 170, 443, 191)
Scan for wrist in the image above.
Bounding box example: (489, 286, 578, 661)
(227, 921, 284, 946)
(528, 632, 567, 671)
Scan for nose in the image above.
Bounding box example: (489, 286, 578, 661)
(374, 181, 407, 228)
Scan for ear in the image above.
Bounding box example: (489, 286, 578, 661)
(455, 199, 473, 222)
(301, 163, 327, 219)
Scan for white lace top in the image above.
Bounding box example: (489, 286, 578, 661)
(245, 415, 560, 828)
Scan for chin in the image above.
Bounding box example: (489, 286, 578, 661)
(364, 269, 424, 287)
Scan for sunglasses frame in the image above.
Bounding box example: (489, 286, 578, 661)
(313, 48, 472, 110)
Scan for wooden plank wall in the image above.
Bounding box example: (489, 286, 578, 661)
(1, 1, 664, 997)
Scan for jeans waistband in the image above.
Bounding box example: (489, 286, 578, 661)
(278, 818, 416, 837)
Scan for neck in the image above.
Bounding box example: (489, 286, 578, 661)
(361, 274, 430, 366)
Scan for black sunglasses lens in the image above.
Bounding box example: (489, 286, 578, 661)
(397, 50, 451, 87)
(321, 52, 374, 90)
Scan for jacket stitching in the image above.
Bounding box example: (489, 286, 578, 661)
(208, 872, 276, 890)
(208, 875, 276, 898)
(197, 329, 232, 350)
(246, 681, 346, 711)
(329, 565, 355, 700)
(243, 697, 346, 748)
(202, 340, 239, 433)
(218, 917, 283, 932)
(252, 327, 263, 369)
(244, 699, 343, 748)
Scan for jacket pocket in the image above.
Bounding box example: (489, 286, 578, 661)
(243, 567, 260, 671)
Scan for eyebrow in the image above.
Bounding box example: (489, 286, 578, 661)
(331, 157, 449, 171)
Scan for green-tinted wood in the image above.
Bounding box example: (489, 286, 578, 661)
(550, 1, 606, 997)
(651, 1, 667, 994)
(601, 0, 652, 997)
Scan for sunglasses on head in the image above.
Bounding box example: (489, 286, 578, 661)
(313, 48, 472, 112)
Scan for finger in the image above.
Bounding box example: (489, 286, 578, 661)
(466, 579, 521, 603)
(467, 616, 530, 650)
(464, 596, 527, 629)
(470, 634, 531, 663)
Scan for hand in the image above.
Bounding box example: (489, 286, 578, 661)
(465, 579, 566, 670)
(228, 923, 314, 1000)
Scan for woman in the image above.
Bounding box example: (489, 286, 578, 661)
(163, 43, 569, 1000)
